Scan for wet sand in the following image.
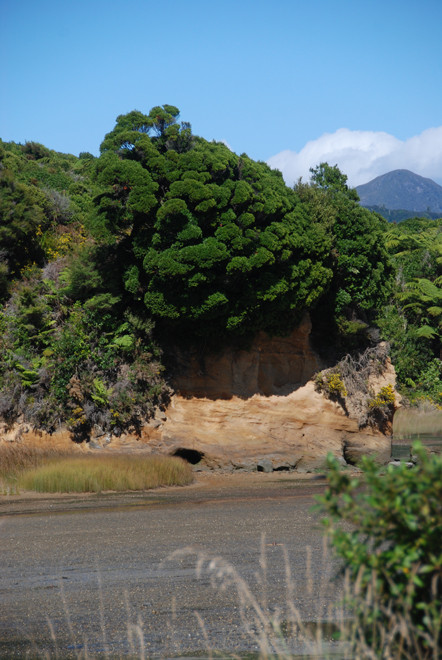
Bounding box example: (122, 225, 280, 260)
(0, 472, 344, 657)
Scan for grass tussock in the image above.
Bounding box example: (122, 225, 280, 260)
(18, 454, 193, 493)
(0, 443, 74, 478)
(393, 406, 442, 438)
(0, 444, 74, 492)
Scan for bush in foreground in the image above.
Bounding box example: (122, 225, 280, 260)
(15, 453, 193, 493)
(318, 442, 442, 658)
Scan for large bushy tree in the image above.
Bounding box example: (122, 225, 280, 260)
(92, 107, 335, 341)
(0, 110, 399, 436)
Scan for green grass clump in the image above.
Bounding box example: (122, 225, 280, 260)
(18, 454, 193, 493)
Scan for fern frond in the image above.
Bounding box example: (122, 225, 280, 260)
(415, 325, 438, 339)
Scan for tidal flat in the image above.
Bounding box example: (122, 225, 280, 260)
(0, 473, 344, 658)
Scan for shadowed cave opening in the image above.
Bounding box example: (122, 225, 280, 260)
(173, 448, 204, 464)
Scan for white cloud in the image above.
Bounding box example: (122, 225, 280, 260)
(267, 127, 442, 188)
(218, 138, 233, 151)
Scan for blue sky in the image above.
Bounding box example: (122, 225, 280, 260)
(1, 0, 442, 185)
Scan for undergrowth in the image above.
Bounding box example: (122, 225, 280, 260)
(314, 343, 396, 430)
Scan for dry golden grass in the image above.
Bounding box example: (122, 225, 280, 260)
(0, 444, 193, 493)
(394, 406, 442, 437)
(18, 453, 193, 493)
(0, 443, 74, 483)
(0, 444, 74, 496)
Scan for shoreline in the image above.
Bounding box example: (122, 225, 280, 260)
(0, 470, 330, 516)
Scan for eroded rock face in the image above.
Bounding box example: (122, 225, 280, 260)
(152, 316, 394, 471)
(156, 381, 391, 471)
(0, 315, 395, 471)
(171, 314, 320, 398)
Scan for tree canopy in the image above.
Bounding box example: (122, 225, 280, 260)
(295, 165, 393, 346)
(90, 109, 391, 343)
(309, 162, 359, 201)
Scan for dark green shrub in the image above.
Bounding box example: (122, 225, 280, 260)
(318, 443, 442, 657)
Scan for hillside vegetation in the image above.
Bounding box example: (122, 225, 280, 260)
(378, 217, 442, 403)
(0, 106, 440, 440)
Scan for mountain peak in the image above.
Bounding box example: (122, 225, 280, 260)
(356, 170, 442, 214)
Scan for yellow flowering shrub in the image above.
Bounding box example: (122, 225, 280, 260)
(368, 384, 395, 409)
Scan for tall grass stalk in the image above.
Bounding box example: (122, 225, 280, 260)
(7, 538, 441, 658)
(167, 538, 441, 660)
(168, 539, 343, 659)
(18, 454, 193, 493)
(0, 443, 73, 480)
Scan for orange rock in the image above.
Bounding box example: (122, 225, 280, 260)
(160, 316, 392, 470)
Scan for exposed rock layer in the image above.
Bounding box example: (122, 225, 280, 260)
(171, 314, 320, 398)
(1, 316, 396, 471)
(155, 315, 394, 470)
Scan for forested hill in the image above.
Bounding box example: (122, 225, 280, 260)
(0, 106, 440, 440)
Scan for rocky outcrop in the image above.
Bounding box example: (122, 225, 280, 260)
(1, 315, 396, 471)
(146, 316, 395, 471)
(155, 383, 387, 470)
(154, 385, 393, 471)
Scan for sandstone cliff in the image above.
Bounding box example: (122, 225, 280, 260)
(144, 314, 395, 470)
(1, 315, 397, 471)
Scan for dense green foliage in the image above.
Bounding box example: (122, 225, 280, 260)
(0, 106, 439, 438)
(0, 138, 169, 438)
(0, 139, 98, 300)
(319, 445, 442, 657)
(377, 217, 442, 403)
(296, 163, 393, 350)
(91, 109, 338, 341)
(0, 266, 169, 439)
